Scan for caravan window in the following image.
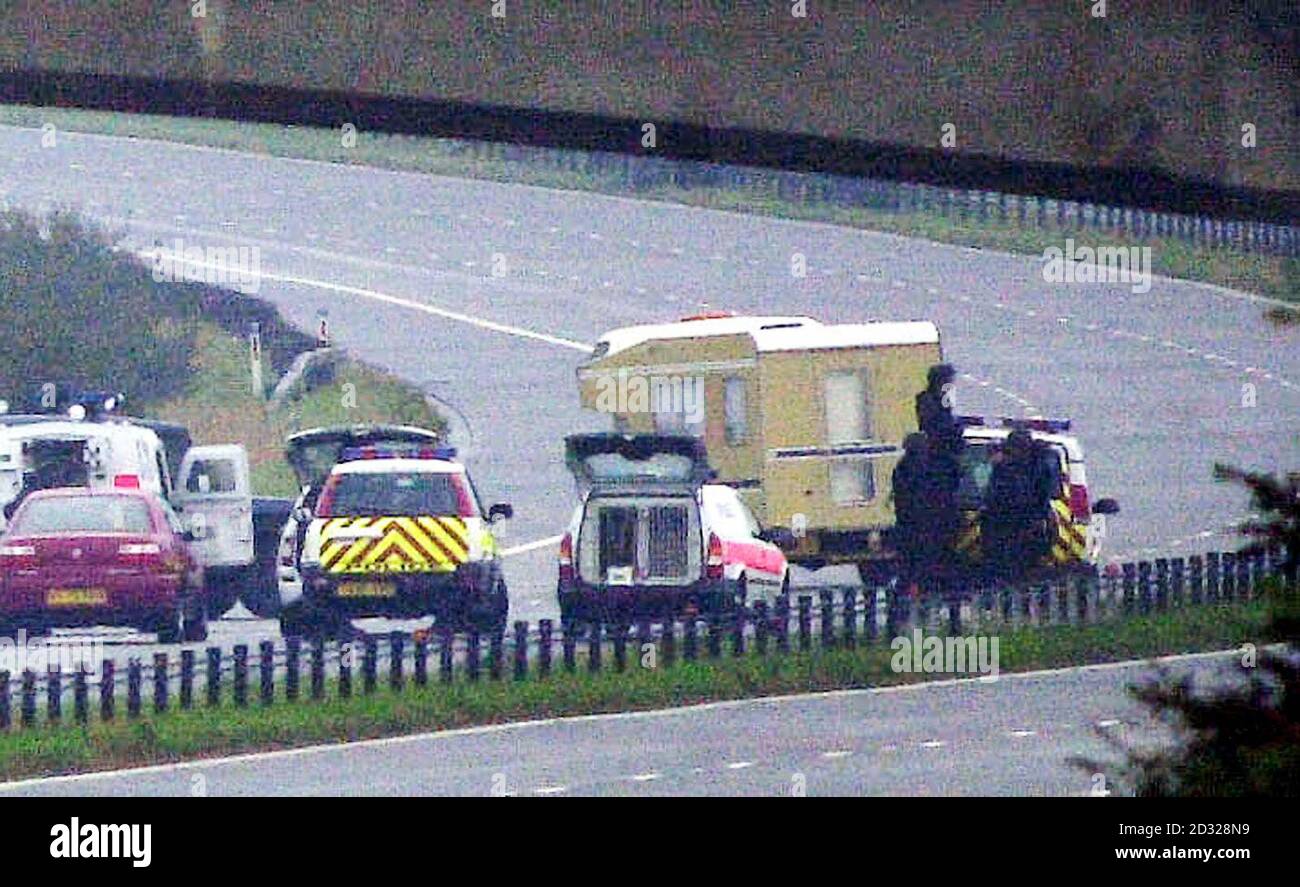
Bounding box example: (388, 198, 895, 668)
(724, 377, 747, 445)
(830, 460, 876, 505)
(825, 371, 871, 442)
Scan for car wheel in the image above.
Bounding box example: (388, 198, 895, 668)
(183, 601, 209, 643)
(470, 577, 509, 635)
(153, 607, 183, 644)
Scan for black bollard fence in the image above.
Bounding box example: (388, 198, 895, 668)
(74, 666, 88, 724)
(439, 626, 455, 683)
(706, 615, 723, 659)
(683, 617, 698, 662)
(1137, 562, 1153, 614)
(206, 647, 221, 707)
(820, 590, 836, 649)
(754, 601, 769, 655)
(661, 618, 676, 668)
(776, 594, 791, 653)
(843, 589, 857, 648)
(613, 622, 628, 672)
(339, 644, 353, 698)
(414, 634, 428, 687)
(562, 623, 577, 673)
(100, 660, 115, 722)
(731, 605, 745, 657)
(285, 637, 301, 701)
(153, 653, 168, 713)
(0, 671, 10, 731)
(259, 640, 275, 706)
(127, 660, 142, 719)
(1188, 555, 1204, 605)
(588, 622, 603, 673)
(1221, 552, 1237, 602)
(47, 667, 62, 724)
(1206, 552, 1221, 604)
(1155, 559, 1170, 611)
(489, 629, 504, 682)
(1121, 563, 1137, 615)
(538, 620, 553, 678)
(798, 596, 812, 652)
(21, 671, 36, 728)
(233, 644, 248, 708)
(389, 632, 405, 691)
(636, 619, 653, 669)
(362, 636, 378, 694)
(513, 622, 528, 682)
(311, 639, 326, 700)
(180, 650, 194, 710)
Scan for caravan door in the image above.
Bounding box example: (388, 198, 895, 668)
(173, 444, 254, 568)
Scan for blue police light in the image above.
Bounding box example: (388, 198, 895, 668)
(999, 416, 1071, 434)
(339, 445, 457, 462)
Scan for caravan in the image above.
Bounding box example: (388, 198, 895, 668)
(577, 314, 943, 574)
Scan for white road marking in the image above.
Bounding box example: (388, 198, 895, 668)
(920, 740, 946, 749)
(500, 535, 563, 557)
(726, 761, 755, 770)
(822, 751, 852, 759)
(1008, 729, 1037, 738)
(534, 785, 568, 795)
(1097, 719, 1121, 728)
(630, 773, 661, 782)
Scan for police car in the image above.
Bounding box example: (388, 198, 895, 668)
(953, 416, 1119, 570)
(278, 436, 513, 638)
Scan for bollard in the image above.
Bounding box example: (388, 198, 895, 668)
(311, 639, 326, 700)
(588, 621, 603, 673)
(489, 629, 504, 682)
(1155, 559, 1170, 611)
(1205, 552, 1221, 604)
(562, 623, 577, 673)
(47, 667, 62, 724)
(127, 660, 142, 719)
(731, 605, 745, 657)
(1137, 562, 1153, 614)
(1188, 555, 1204, 605)
(285, 637, 301, 701)
(843, 589, 857, 648)
(101, 660, 115, 722)
(1221, 552, 1237, 602)
(74, 666, 88, 724)
(180, 650, 194, 710)
(21, 670, 36, 728)
(513, 622, 528, 682)
(466, 629, 481, 682)
(820, 590, 836, 648)
(1121, 563, 1137, 615)
(538, 620, 553, 678)
(613, 623, 628, 672)
(1169, 558, 1185, 608)
(683, 617, 698, 662)
(389, 632, 405, 691)
(636, 619, 653, 669)
(414, 634, 428, 687)
(798, 596, 812, 652)
(363, 636, 378, 694)
(439, 626, 454, 683)
(0, 671, 9, 731)
(776, 594, 791, 653)
(864, 587, 879, 643)
(233, 644, 248, 708)
(660, 617, 676, 668)
(260, 640, 275, 706)
(206, 647, 221, 707)
(339, 643, 353, 698)
(706, 615, 722, 659)
(153, 653, 168, 714)
(754, 601, 769, 655)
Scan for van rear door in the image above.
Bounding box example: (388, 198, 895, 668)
(173, 444, 254, 568)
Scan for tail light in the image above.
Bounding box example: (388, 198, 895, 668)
(558, 533, 574, 584)
(1068, 483, 1090, 522)
(113, 474, 141, 489)
(706, 532, 724, 581)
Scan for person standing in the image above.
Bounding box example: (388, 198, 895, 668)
(982, 428, 1052, 581)
(916, 364, 961, 454)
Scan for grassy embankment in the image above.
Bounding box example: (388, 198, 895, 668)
(0, 599, 1272, 781)
(0, 104, 1295, 308)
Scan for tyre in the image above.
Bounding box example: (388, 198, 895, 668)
(183, 601, 209, 643)
(152, 607, 183, 644)
(469, 577, 509, 635)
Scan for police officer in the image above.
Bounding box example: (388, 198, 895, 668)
(892, 432, 932, 578)
(982, 428, 1053, 581)
(916, 364, 961, 454)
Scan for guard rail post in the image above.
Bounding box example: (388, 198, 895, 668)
(389, 632, 405, 691)
(754, 601, 770, 656)
(562, 624, 577, 673)
(612, 622, 628, 672)
(1206, 553, 1221, 604)
(362, 636, 378, 694)
(47, 667, 62, 724)
(152, 653, 168, 713)
(820, 590, 836, 649)
(100, 660, 115, 722)
(0, 671, 10, 730)
(127, 660, 142, 718)
(489, 628, 504, 681)
(798, 596, 813, 652)
(180, 649, 194, 710)
(843, 588, 857, 648)
(74, 665, 88, 724)
(439, 626, 455, 683)
(414, 633, 428, 687)
(1170, 558, 1185, 608)
(1221, 551, 1237, 603)
(683, 617, 698, 662)
(338, 643, 352, 698)
(259, 640, 275, 705)
(731, 603, 745, 657)
(538, 619, 553, 678)
(21, 670, 36, 728)
(285, 637, 300, 701)
(1188, 555, 1204, 605)
(466, 629, 481, 682)
(661, 617, 676, 668)
(776, 594, 791, 653)
(513, 621, 528, 681)
(233, 644, 248, 707)
(206, 647, 220, 707)
(588, 621, 603, 673)
(311, 639, 325, 700)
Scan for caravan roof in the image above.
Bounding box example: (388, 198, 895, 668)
(594, 316, 818, 358)
(752, 321, 940, 352)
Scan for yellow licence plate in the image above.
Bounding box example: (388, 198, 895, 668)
(46, 588, 108, 607)
(336, 581, 396, 599)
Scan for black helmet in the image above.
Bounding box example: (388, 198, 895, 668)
(927, 364, 956, 390)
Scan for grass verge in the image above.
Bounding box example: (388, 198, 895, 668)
(147, 324, 443, 497)
(0, 600, 1271, 782)
(2, 103, 1295, 306)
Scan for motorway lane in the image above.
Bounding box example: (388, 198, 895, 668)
(0, 653, 1246, 797)
(0, 125, 1297, 632)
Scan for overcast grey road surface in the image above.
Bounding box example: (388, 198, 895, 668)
(0, 653, 1243, 796)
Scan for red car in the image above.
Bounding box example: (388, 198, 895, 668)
(0, 488, 208, 642)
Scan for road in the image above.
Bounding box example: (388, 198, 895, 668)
(0, 652, 1244, 796)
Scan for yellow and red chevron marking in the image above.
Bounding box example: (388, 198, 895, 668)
(318, 516, 470, 574)
(1050, 498, 1087, 564)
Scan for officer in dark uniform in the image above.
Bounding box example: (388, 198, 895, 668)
(916, 364, 961, 453)
(982, 428, 1053, 581)
(891, 432, 932, 578)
